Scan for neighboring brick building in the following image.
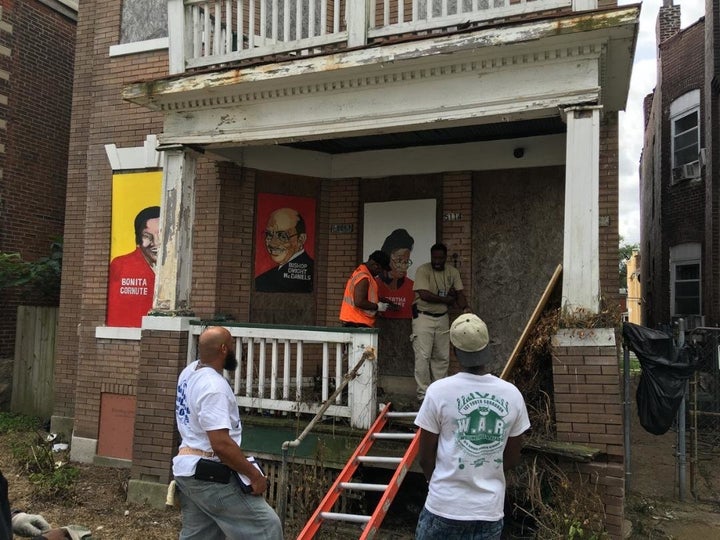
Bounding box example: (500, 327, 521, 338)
(640, 1, 715, 329)
(52, 1, 638, 537)
(0, 0, 76, 407)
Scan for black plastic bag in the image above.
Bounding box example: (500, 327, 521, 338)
(622, 322, 696, 435)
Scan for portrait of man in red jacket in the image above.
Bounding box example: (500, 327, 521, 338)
(106, 206, 160, 327)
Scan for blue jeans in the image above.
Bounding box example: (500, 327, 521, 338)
(175, 475, 283, 540)
(416, 507, 503, 540)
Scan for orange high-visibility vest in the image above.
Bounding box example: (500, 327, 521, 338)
(339, 264, 378, 327)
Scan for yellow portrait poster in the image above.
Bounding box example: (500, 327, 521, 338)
(107, 172, 162, 327)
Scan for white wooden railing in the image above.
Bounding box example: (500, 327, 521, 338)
(187, 322, 379, 428)
(169, 0, 574, 73)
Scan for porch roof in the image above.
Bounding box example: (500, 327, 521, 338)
(123, 5, 639, 149)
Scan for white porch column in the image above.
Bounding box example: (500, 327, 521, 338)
(562, 106, 601, 313)
(152, 145, 196, 315)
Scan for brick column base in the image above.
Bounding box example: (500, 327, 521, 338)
(552, 328, 625, 539)
(127, 318, 191, 508)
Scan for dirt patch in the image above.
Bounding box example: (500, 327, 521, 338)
(1, 444, 182, 539)
(625, 373, 720, 539)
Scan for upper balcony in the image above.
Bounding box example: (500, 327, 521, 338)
(168, 0, 587, 74)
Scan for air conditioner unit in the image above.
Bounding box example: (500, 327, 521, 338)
(683, 160, 701, 179)
(672, 166, 684, 182)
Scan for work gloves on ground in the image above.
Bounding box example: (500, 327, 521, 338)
(12, 512, 51, 536)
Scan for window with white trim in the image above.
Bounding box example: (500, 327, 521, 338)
(670, 243, 701, 317)
(110, 0, 168, 57)
(670, 90, 701, 183)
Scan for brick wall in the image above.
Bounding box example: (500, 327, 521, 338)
(324, 179, 360, 326)
(599, 112, 620, 309)
(131, 330, 187, 484)
(441, 172, 473, 305)
(0, 0, 75, 360)
(54, 0, 167, 424)
(552, 330, 624, 539)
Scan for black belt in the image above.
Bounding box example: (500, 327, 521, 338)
(417, 310, 447, 318)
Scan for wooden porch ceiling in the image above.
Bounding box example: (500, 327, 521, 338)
(285, 116, 566, 154)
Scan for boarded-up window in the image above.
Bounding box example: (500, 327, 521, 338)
(120, 0, 168, 43)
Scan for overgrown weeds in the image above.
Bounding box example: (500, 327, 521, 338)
(503, 304, 621, 537)
(508, 456, 608, 540)
(1, 412, 79, 503)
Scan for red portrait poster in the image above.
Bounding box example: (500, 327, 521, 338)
(254, 193, 316, 293)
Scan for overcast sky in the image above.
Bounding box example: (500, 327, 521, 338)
(618, 0, 705, 246)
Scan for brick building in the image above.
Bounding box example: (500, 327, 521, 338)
(0, 0, 76, 406)
(640, 0, 716, 329)
(52, 1, 638, 537)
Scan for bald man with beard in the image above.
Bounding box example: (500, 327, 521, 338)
(173, 326, 283, 539)
(255, 207, 314, 293)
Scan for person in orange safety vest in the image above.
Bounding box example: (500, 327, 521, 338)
(339, 250, 394, 328)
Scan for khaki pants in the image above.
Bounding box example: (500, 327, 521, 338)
(411, 313, 450, 401)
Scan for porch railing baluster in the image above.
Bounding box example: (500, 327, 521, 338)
(333, 0, 339, 33)
(270, 339, 279, 400)
(296, 340, 303, 401)
(335, 342, 343, 404)
(178, 0, 572, 71)
(283, 339, 291, 399)
(234, 337, 243, 393)
(322, 342, 329, 402)
(258, 338, 267, 400)
(283, 0, 290, 41)
(246, 338, 255, 397)
(309, 0, 316, 38)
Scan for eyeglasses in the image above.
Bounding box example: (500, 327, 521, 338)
(263, 230, 299, 243)
(391, 258, 413, 268)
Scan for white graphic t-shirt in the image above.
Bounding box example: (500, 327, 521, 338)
(172, 360, 243, 477)
(415, 372, 530, 521)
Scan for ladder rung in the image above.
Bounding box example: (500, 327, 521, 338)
(385, 411, 418, 418)
(320, 511, 371, 524)
(356, 456, 402, 464)
(372, 432, 415, 440)
(339, 482, 389, 492)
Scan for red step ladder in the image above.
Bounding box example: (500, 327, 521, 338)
(296, 403, 420, 540)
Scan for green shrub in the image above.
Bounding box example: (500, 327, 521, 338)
(0, 413, 42, 434)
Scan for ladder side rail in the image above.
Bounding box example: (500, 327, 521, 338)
(360, 429, 422, 539)
(296, 404, 393, 540)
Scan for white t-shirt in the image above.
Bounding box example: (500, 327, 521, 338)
(172, 360, 243, 477)
(414, 372, 531, 521)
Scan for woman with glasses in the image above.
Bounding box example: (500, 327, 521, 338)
(376, 228, 416, 319)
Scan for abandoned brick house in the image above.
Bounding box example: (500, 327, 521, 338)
(50, 1, 638, 537)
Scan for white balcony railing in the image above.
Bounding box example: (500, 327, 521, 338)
(187, 322, 379, 429)
(169, 0, 574, 73)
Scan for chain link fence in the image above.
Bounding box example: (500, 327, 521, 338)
(687, 327, 720, 501)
